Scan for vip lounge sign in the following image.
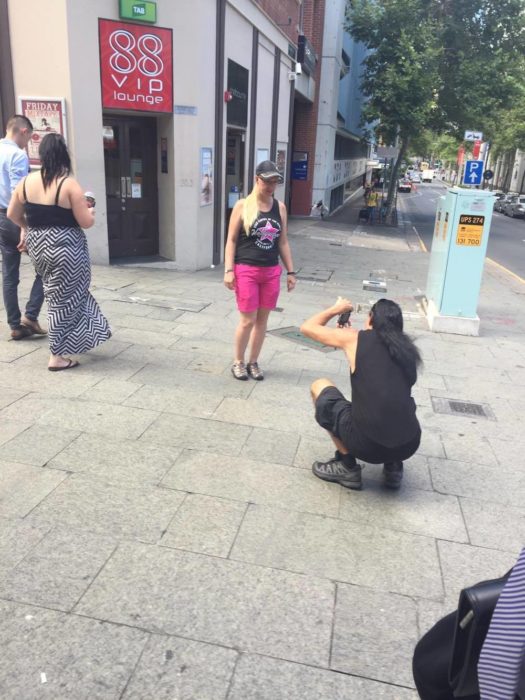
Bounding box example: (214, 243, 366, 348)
(99, 19, 173, 113)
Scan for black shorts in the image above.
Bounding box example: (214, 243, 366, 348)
(314, 386, 421, 464)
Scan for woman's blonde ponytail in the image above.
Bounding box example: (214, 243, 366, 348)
(242, 185, 259, 235)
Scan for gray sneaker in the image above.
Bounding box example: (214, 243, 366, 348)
(312, 458, 362, 490)
(383, 461, 403, 489)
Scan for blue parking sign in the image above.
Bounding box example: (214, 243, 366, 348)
(464, 160, 483, 186)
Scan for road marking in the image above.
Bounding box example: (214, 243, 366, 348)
(486, 257, 525, 285)
(413, 226, 428, 252)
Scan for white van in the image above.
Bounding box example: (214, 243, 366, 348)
(422, 169, 434, 183)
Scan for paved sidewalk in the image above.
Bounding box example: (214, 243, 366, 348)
(0, 202, 524, 699)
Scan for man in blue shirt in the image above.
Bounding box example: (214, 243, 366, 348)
(0, 115, 45, 340)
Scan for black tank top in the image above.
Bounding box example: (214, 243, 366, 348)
(23, 176, 79, 228)
(235, 198, 282, 267)
(350, 329, 420, 448)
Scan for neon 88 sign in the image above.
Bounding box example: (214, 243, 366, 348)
(99, 19, 173, 113)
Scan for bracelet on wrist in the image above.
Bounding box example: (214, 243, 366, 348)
(225, 268, 233, 273)
(287, 271, 297, 276)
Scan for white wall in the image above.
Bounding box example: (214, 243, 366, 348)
(313, 0, 346, 206)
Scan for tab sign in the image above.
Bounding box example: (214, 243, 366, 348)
(456, 214, 485, 246)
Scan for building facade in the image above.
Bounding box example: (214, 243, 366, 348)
(1, 0, 308, 267)
(312, 0, 369, 214)
(0, 0, 367, 266)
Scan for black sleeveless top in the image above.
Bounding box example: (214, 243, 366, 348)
(23, 176, 79, 228)
(234, 198, 282, 267)
(350, 329, 420, 448)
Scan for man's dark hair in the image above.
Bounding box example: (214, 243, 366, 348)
(369, 298, 422, 384)
(6, 114, 33, 133)
(39, 133, 71, 189)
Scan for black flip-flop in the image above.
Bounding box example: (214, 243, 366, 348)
(48, 359, 79, 372)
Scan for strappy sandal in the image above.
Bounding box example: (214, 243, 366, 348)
(48, 359, 79, 372)
(231, 361, 248, 381)
(247, 362, 264, 381)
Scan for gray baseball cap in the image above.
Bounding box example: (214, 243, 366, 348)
(256, 160, 283, 182)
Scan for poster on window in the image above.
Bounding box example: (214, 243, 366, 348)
(200, 147, 213, 206)
(18, 98, 67, 167)
(276, 148, 286, 178)
(99, 19, 173, 113)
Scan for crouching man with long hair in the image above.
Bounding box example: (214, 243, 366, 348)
(301, 297, 422, 491)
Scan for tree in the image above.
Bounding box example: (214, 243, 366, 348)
(346, 0, 525, 210)
(347, 0, 442, 208)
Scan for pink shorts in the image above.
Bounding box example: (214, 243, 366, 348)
(234, 263, 282, 313)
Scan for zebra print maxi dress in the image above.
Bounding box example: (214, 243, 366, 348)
(24, 183, 111, 356)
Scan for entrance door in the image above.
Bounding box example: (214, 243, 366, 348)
(224, 129, 245, 237)
(103, 115, 158, 258)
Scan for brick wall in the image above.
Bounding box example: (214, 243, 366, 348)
(290, 0, 326, 215)
(254, 0, 301, 44)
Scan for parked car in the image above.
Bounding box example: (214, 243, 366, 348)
(495, 193, 517, 213)
(503, 195, 525, 218)
(409, 172, 421, 183)
(398, 178, 412, 193)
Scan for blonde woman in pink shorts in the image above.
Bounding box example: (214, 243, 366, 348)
(224, 160, 296, 380)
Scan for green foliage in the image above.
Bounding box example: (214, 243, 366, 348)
(346, 0, 525, 145)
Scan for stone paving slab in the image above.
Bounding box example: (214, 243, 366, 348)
(228, 654, 418, 699)
(0, 359, 103, 396)
(0, 461, 67, 519)
(240, 426, 300, 465)
(161, 450, 341, 518)
(123, 382, 224, 418)
(142, 413, 252, 455)
(160, 493, 247, 557)
(230, 504, 443, 599)
(75, 541, 335, 667)
(29, 473, 185, 541)
(0, 600, 148, 700)
(1, 425, 80, 467)
(429, 457, 525, 508)
(459, 497, 525, 553)
(331, 584, 418, 688)
(130, 363, 255, 397)
(78, 377, 141, 404)
(47, 432, 181, 486)
(0, 527, 116, 611)
(212, 396, 320, 438)
(0, 419, 33, 447)
(0, 518, 50, 573)
(122, 634, 237, 700)
(338, 483, 467, 541)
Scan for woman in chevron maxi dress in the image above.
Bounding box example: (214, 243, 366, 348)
(7, 134, 110, 371)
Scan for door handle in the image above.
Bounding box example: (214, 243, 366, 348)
(126, 177, 132, 198)
(120, 177, 126, 198)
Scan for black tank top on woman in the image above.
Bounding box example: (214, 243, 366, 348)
(350, 329, 420, 448)
(23, 176, 79, 228)
(234, 198, 282, 267)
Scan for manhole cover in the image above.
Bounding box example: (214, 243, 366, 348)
(268, 326, 336, 353)
(431, 397, 495, 420)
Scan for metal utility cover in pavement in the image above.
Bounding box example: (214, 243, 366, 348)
(297, 268, 334, 282)
(431, 397, 495, 420)
(363, 279, 387, 292)
(268, 326, 336, 353)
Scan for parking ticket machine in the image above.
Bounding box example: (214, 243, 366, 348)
(425, 187, 495, 335)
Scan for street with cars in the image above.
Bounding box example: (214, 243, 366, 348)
(398, 180, 525, 280)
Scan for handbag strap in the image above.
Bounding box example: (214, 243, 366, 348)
(478, 548, 525, 700)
